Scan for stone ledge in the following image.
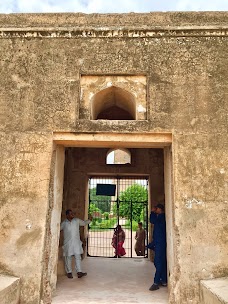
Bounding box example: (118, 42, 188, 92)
(0, 275, 20, 304)
(200, 277, 228, 304)
(1, 26, 228, 38)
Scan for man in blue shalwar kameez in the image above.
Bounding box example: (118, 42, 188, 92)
(149, 203, 167, 291)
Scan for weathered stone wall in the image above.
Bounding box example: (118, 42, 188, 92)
(0, 132, 53, 303)
(0, 12, 227, 304)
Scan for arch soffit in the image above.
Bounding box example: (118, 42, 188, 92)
(91, 85, 136, 120)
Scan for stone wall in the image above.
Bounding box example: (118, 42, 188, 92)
(0, 12, 227, 304)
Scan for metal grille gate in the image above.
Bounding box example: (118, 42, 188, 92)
(87, 176, 149, 258)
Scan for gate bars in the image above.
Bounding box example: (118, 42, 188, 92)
(87, 176, 149, 258)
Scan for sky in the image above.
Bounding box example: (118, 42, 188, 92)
(0, 0, 228, 14)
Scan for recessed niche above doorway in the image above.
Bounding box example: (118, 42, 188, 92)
(80, 75, 147, 120)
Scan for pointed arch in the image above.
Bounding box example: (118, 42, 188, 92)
(91, 86, 136, 120)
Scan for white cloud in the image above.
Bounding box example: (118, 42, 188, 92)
(0, 0, 228, 13)
(0, 0, 16, 13)
(11, 0, 86, 13)
(176, 0, 228, 11)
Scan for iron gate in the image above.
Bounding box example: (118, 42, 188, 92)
(87, 176, 149, 258)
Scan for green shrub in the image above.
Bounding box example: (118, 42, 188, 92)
(90, 217, 117, 230)
(124, 220, 138, 231)
(103, 212, 109, 220)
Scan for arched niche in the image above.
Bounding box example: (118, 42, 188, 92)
(106, 148, 131, 165)
(91, 86, 136, 120)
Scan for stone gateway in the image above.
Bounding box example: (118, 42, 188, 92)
(0, 12, 227, 304)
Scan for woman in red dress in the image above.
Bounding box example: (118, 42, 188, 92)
(111, 225, 126, 258)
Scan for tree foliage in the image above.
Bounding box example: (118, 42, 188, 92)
(89, 203, 101, 214)
(114, 184, 148, 222)
(89, 187, 111, 213)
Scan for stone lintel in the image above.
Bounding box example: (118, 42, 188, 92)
(53, 132, 172, 148)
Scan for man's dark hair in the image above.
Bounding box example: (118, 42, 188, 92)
(155, 203, 165, 211)
(66, 209, 72, 216)
(138, 222, 143, 226)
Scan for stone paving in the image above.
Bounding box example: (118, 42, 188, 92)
(53, 257, 168, 304)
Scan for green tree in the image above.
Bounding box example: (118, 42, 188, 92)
(88, 203, 101, 214)
(88, 203, 102, 226)
(89, 187, 111, 213)
(115, 184, 148, 222)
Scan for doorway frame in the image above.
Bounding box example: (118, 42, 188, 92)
(41, 131, 174, 302)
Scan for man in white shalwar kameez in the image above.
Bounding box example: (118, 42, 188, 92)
(60, 209, 91, 279)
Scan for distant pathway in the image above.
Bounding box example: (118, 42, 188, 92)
(87, 224, 143, 258)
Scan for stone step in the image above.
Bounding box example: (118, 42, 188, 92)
(200, 277, 228, 304)
(0, 275, 20, 304)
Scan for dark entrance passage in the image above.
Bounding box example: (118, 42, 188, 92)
(87, 176, 149, 258)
